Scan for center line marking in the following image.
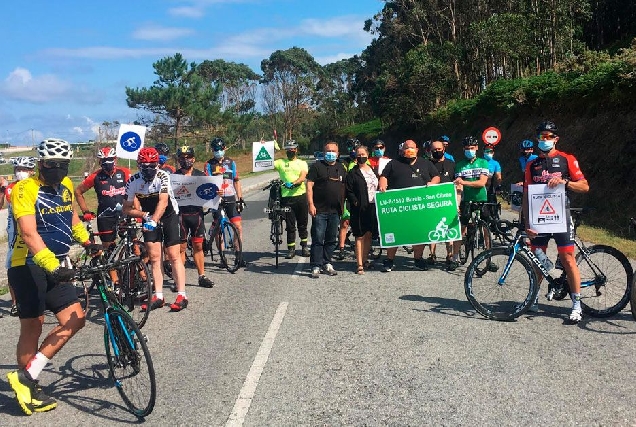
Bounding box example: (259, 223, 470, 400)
(226, 301, 289, 427)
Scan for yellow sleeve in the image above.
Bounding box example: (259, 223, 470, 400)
(274, 159, 282, 172)
(10, 179, 37, 220)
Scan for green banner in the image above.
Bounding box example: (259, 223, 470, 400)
(375, 183, 460, 247)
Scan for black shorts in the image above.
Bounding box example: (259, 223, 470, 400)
(97, 216, 118, 243)
(8, 264, 79, 319)
(530, 212, 576, 254)
(143, 213, 181, 247)
(180, 211, 206, 243)
(223, 196, 241, 222)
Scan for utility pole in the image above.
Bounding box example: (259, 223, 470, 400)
(31, 129, 35, 149)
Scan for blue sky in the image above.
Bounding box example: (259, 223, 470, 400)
(0, 0, 382, 145)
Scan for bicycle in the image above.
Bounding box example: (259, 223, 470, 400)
(263, 179, 290, 268)
(464, 208, 633, 321)
(629, 217, 636, 321)
(458, 201, 494, 270)
(208, 198, 243, 273)
(75, 255, 156, 418)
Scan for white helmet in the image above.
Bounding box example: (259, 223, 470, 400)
(283, 140, 298, 150)
(97, 147, 116, 159)
(12, 156, 37, 169)
(37, 138, 74, 160)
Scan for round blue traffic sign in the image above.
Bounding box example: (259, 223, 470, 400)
(119, 131, 142, 152)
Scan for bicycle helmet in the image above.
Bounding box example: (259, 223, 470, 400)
(283, 140, 298, 150)
(12, 156, 36, 169)
(96, 147, 116, 159)
(519, 139, 534, 150)
(37, 138, 73, 160)
(137, 147, 159, 164)
(372, 139, 385, 148)
(177, 145, 195, 157)
(154, 142, 170, 155)
(440, 135, 450, 144)
(346, 138, 361, 151)
(536, 121, 558, 135)
(461, 136, 479, 147)
(211, 137, 225, 151)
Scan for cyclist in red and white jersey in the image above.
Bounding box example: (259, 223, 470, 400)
(123, 147, 188, 312)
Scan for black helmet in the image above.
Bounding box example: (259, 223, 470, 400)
(211, 137, 225, 151)
(519, 139, 534, 150)
(372, 139, 385, 148)
(177, 145, 195, 157)
(536, 121, 558, 134)
(154, 142, 170, 155)
(462, 136, 479, 147)
(346, 138, 361, 151)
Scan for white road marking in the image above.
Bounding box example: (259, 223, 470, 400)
(226, 301, 289, 426)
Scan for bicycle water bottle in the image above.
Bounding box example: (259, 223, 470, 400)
(534, 248, 554, 272)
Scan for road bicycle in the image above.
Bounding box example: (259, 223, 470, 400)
(464, 208, 633, 321)
(263, 179, 290, 268)
(630, 217, 636, 321)
(75, 255, 156, 418)
(208, 198, 243, 273)
(458, 201, 494, 270)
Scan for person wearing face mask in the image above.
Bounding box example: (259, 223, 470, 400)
(0, 157, 37, 318)
(273, 140, 310, 259)
(345, 145, 379, 274)
(75, 147, 131, 253)
(334, 138, 361, 260)
(518, 139, 538, 175)
(439, 135, 455, 162)
(6, 138, 102, 414)
(155, 142, 176, 174)
(449, 136, 490, 272)
(522, 121, 589, 323)
(205, 137, 246, 264)
(369, 139, 390, 174)
(483, 144, 502, 200)
(378, 139, 441, 272)
(174, 146, 214, 289)
(427, 140, 456, 267)
(307, 142, 347, 278)
(124, 147, 188, 312)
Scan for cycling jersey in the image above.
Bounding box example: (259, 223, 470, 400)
(10, 176, 75, 266)
(274, 158, 308, 197)
(81, 167, 131, 217)
(523, 149, 585, 207)
(205, 157, 239, 197)
(5, 182, 17, 269)
(519, 154, 538, 173)
(125, 169, 179, 218)
(173, 168, 206, 214)
(160, 164, 176, 174)
(455, 158, 489, 202)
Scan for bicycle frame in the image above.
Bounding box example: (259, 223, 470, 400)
(263, 179, 290, 268)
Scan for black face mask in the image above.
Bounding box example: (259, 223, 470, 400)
(357, 156, 368, 165)
(286, 151, 296, 160)
(431, 151, 444, 160)
(179, 158, 195, 169)
(40, 165, 69, 186)
(101, 161, 115, 173)
(141, 167, 158, 182)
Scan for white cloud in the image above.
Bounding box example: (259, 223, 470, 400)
(168, 0, 253, 19)
(133, 24, 195, 41)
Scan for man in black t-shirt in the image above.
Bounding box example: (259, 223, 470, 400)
(378, 139, 440, 272)
(306, 141, 346, 278)
(428, 139, 457, 267)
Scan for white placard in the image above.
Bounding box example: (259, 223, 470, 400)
(527, 184, 567, 233)
(116, 124, 146, 160)
(170, 174, 223, 210)
(252, 141, 275, 172)
(510, 183, 523, 212)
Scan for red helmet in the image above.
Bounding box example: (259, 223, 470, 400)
(137, 147, 159, 163)
(97, 147, 116, 159)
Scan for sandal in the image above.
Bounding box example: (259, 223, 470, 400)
(356, 265, 365, 275)
(427, 254, 437, 265)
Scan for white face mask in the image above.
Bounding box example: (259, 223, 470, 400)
(15, 171, 30, 181)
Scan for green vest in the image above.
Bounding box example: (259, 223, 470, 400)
(455, 157, 489, 202)
(274, 158, 308, 197)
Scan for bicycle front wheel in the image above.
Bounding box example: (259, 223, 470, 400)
(218, 221, 242, 273)
(104, 308, 156, 418)
(464, 247, 538, 321)
(630, 275, 636, 321)
(117, 260, 153, 329)
(578, 244, 633, 317)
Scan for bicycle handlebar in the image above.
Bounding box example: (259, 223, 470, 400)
(75, 255, 141, 279)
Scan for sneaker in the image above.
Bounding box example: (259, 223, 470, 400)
(382, 259, 394, 272)
(568, 307, 583, 323)
(334, 248, 345, 261)
(426, 254, 437, 265)
(301, 245, 310, 257)
(285, 247, 296, 259)
(141, 296, 164, 312)
(311, 267, 320, 278)
(198, 275, 214, 288)
(170, 295, 188, 312)
(447, 260, 460, 272)
(414, 258, 429, 271)
(10, 304, 18, 317)
(7, 370, 57, 415)
(322, 263, 338, 276)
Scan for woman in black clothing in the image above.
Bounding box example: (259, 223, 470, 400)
(345, 146, 379, 274)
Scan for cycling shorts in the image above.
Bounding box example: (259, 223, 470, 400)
(8, 265, 79, 319)
(530, 213, 575, 254)
(223, 196, 241, 223)
(96, 216, 118, 244)
(180, 211, 206, 243)
(143, 213, 181, 247)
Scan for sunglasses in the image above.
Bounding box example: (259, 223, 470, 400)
(139, 163, 158, 169)
(178, 155, 194, 159)
(538, 133, 557, 140)
(42, 160, 70, 168)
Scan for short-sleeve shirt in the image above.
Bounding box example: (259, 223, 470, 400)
(380, 157, 440, 189)
(125, 169, 179, 218)
(5, 181, 17, 269)
(485, 158, 502, 176)
(274, 158, 308, 197)
(524, 150, 585, 208)
(10, 176, 76, 266)
(455, 158, 490, 202)
(519, 154, 538, 173)
(80, 167, 131, 217)
(205, 157, 239, 198)
(307, 160, 346, 215)
(173, 168, 206, 213)
(432, 158, 456, 184)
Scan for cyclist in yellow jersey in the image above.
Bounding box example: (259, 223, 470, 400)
(6, 138, 101, 415)
(274, 140, 310, 258)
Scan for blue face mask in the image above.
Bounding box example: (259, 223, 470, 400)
(214, 150, 225, 159)
(374, 149, 385, 157)
(537, 140, 555, 152)
(324, 151, 338, 162)
(158, 155, 168, 165)
(484, 153, 493, 160)
(464, 149, 477, 159)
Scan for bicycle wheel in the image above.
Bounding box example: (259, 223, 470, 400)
(117, 260, 153, 329)
(631, 275, 636, 321)
(104, 308, 156, 417)
(273, 216, 281, 268)
(218, 221, 242, 273)
(458, 225, 472, 265)
(464, 247, 538, 321)
(577, 244, 633, 317)
(472, 220, 492, 260)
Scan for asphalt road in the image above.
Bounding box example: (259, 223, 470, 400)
(1, 183, 636, 426)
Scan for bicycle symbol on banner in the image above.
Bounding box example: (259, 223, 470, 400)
(427, 217, 459, 242)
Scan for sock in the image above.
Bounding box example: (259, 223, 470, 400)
(178, 291, 187, 297)
(199, 274, 205, 278)
(155, 292, 164, 300)
(25, 352, 50, 381)
(571, 293, 581, 311)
